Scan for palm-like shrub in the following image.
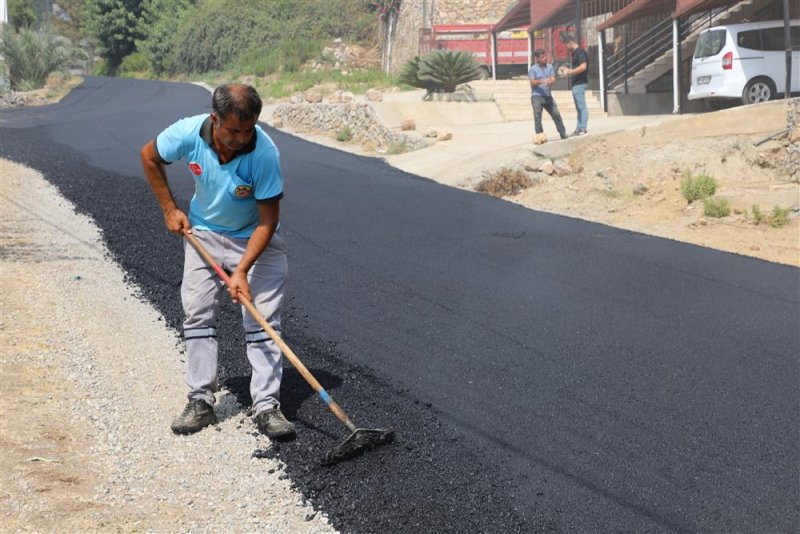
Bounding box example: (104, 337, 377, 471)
(401, 49, 481, 94)
(418, 49, 481, 93)
(0, 25, 84, 91)
(399, 55, 436, 94)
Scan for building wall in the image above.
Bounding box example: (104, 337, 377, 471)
(385, 0, 517, 74)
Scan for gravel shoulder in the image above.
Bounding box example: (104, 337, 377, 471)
(0, 159, 334, 532)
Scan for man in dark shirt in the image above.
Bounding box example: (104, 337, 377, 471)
(563, 33, 589, 136)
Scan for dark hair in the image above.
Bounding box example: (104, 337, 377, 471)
(212, 84, 262, 121)
(562, 33, 577, 44)
(534, 48, 547, 58)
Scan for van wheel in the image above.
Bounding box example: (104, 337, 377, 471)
(742, 77, 775, 105)
(478, 66, 491, 80)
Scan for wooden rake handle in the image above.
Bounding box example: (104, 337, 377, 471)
(183, 231, 357, 432)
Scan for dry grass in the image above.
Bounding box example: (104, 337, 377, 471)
(476, 167, 533, 197)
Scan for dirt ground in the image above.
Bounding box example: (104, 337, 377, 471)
(516, 107, 799, 267)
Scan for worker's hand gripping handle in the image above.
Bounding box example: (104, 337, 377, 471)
(183, 232, 356, 432)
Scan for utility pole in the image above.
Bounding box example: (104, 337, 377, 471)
(576, 0, 583, 46)
(784, 0, 791, 99)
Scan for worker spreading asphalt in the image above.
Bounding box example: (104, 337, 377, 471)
(1, 77, 798, 532)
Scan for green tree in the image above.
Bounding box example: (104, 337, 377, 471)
(0, 25, 85, 90)
(82, 0, 145, 74)
(8, 0, 37, 30)
(135, 0, 193, 75)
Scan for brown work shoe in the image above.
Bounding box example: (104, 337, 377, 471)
(171, 399, 217, 435)
(255, 407, 296, 439)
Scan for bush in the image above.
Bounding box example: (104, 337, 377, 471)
(0, 25, 84, 91)
(681, 172, 717, 203)
(170, 0, 375, 75)
(750, 204, 790, 227)
(751, 204, 764, 224)
(336, 125, 353, 142)
(235, 38, 324, 77)
(475, 168, 534, 197)
(401, 50, 481, 94)
(387, 140, 410, 154)
(117, 52, 151, 77)
(769, 206, 789, 227)
(702, 197, 730, 218)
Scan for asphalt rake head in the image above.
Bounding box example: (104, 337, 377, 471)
(323, 427, 395, 465)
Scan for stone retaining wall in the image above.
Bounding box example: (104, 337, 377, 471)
(787, 98, 799, 182)
(271, 102, 428, 153)
(387, 0, 515, 74)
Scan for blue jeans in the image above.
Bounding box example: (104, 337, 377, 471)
(571, 83, 589, 131)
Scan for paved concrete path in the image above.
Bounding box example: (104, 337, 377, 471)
(2, 77, 798, 532)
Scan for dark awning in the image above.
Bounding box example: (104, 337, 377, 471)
(492, 0, 531, 33)
(530, 0, 575, 30)
(596, 0, 675, 31)
(672, 0, 739, 19)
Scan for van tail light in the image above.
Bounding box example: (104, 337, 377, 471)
(722, 51, 733, 70)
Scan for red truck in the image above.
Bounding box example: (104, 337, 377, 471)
(420, 24, 579, 79)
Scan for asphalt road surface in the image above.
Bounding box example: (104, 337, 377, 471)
(2, 77, 798, 533)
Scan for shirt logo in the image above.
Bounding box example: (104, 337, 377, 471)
(234, 185, 253, 198)
(188, 162, 202, 176)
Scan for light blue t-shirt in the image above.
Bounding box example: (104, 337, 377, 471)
(528, 63, 555, 98)
(155, 114, 284, 238)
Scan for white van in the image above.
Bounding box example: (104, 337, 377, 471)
(688, 20, 799, 105)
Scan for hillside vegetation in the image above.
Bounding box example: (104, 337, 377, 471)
(2, 0, 394, 99)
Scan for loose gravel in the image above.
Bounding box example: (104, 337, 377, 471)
(1, 159, 336, 532)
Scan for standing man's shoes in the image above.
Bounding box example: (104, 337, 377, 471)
(171, 399, 217, 434)
(571, 129, 588, 137)
(255, 407, 296, 439)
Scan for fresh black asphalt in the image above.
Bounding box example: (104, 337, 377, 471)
(2, 77, 798, 532)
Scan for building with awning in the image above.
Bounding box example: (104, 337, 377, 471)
(487, 0, 797, 115)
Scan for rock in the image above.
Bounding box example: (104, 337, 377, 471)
(633, 183, 649, 195)
(365, 88, 383, 102)
(341, 91, 354, 103)
(541, 161, 555, 175)
(272, 117, 284, 129)
(401, 118, 416, 131)
(437, 130, 452, 141)
(424, 128, 438, 138)
(553, 161, 572, 176)
(523, 158, 548, 172)
(328, 91, 344, 104)
(304, 90, 322, 103)
(532, 133, 547, 145)
(289, 92, 304, 104)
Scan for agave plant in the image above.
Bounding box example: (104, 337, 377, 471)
(0, 25, 85, 91)
(399, 55, 437, 97)
(417, 49, 481, 93)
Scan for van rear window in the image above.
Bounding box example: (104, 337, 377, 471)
(695, 30, 726, 58)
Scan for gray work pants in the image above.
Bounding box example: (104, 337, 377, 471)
(181, 228, 288, 416)
(531, 94, 567, 138)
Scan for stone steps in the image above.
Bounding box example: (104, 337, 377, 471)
(468, 80, 604, 122)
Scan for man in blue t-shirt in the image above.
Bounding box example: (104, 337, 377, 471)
(563, 33, 590, 136)
(140, 84, 295, 439)
(528, 48, 567, 141)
